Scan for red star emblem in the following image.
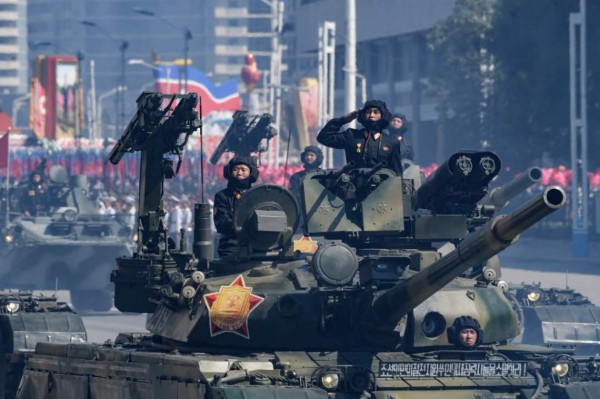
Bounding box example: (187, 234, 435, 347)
(203, 275, 264, 339)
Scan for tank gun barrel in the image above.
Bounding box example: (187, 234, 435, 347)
(479, 166, 542, 209)
(371, 185, 566, 325)
(412, 151, 501, 214)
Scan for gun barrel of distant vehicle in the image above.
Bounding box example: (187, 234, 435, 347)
(371, 185, 566, 324)
(479, 166, 543, 209)
(108, 140, 126, 165)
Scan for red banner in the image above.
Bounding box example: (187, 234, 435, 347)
(30, 77, 47, 140)
(0, 130, 9, 169)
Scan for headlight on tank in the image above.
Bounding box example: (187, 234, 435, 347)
(320, 372, 340, 390)
(63, 209, 78, 222)
(5, 301, 21, 314)
(527, 290, 541, 302)
(132, 233, 138, 242)
(3, 233, 14, 244)
(551, 362, 570, 377)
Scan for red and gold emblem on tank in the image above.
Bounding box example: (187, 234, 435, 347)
(203, 275, 264, 339)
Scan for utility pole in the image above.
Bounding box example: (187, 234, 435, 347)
(569, 0, 589, 257)
(344, 0, 357, 117)
(318, 22, 336, 169)
(268, 0, 284, 168)
(81, 21, 128, 137)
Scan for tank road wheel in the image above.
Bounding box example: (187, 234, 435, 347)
(71, 289, 114, 312)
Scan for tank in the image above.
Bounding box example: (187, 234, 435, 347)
(16, 94, 600, 398)
(0, 289, 86, 399)
(0, 164, 134, 311)
(507, 282, 600, 355)
(479, 169, 600, 356)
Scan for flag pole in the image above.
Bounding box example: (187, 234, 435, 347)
(4, 128, 10, 228)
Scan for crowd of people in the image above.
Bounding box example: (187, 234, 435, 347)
(3, 98, 600, 243)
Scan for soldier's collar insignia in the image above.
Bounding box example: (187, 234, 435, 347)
(373, 133, 381, 140)
(203, 275, 264, 339)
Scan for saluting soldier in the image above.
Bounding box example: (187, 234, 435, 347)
(316, 100, 403, 176)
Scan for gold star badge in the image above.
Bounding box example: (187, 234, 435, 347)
(203, 275, 264, 339)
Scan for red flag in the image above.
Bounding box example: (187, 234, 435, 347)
(0, 130, 9, 169)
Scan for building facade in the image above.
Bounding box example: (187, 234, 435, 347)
(0, 0, 28, 103)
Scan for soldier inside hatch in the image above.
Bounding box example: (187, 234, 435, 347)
(288, 145, 323, 206)
(213, 156, 259, 258)
(21, 171, 48, 216)
(447, 316, 484, 349)
(316, 100, 403, 176)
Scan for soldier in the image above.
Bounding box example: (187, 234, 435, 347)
(288, 145, 323, 205)
(317, 100, 403, 175)
(447, 316, 484, 349)
(386, 113, 414, 161)
(213, 156, 259, 258)
(21, 172, 48, 216)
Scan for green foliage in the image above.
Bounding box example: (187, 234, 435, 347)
(427, 0, 494, 155)
(428, 0, 600, 170)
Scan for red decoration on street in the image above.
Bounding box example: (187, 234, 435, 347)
(241, 54, 261, 92)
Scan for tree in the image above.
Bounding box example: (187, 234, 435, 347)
(427, 0, 495, 158)
(489, 0, 579, 170)
(428, 0, 600, 171)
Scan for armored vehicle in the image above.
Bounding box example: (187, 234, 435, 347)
(0, 290, 86, 399)
(478, 168, 600, 355)
(16, 93, 600, 398)
(508, 283, 600, 356)
(0, 164, 133, 311)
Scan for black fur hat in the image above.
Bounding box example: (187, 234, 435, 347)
(390, 113, 408, 136)
(223, 156, 259, 183)
(357, 99, 392, 131)
(447, 316, 484, 347)
(300, 145, 323, 167)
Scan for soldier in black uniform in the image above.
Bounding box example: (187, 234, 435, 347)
(317, 100, 403, 175)
(21, 171, 48, 216)
(288, 145, 323, 205)
(213, 156, 259, 258)
(386, 113, 414, 161)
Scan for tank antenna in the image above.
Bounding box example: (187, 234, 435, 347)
(199, 98, 205, 204)
(283, 128, 292, 187)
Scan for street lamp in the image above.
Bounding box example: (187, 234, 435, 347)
(80, 20, 128, 137)
(128, 59, 171, 94)
(133, 7, 192, 93)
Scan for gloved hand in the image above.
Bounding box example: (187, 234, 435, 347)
(341, 108, 362, 124)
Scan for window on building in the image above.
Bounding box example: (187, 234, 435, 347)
(0, 20, 17, 28)
(0, 37, 17, 45)
(369, 40, 389, 84)
(0, 70, 16, 77)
